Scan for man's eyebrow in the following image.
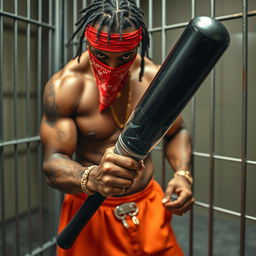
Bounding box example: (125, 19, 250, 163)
(92, 48, 136, 56)
(93, 49, 107, 55)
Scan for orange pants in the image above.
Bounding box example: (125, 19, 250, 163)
(57, 179, 183, 256)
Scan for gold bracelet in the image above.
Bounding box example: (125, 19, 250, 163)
(174, 169, 193, 185)
(81, 165, 97, 195)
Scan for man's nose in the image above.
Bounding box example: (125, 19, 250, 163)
(107, 59, 119, 68)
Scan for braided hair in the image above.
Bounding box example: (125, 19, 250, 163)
(68, 0, 150, 81)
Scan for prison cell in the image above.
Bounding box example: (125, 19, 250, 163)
(0, 0, 256, 255)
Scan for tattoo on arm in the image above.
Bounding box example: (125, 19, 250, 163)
(57, 128, 66, 141)
(44, 83, 60, 126)
(47, 153, 84, 182)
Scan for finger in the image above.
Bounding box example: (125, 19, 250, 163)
(100, 186, 125, 197)
(139, 160, 145, 170)
(171, 199, 194, 215)
(102, 175, 134, 189)
(164, 190, 192, 209)
(112, 166, 139, 180)
(162, 184, 175, 204)
(104, 149, 144, 171)
(111, 153, 142, 172)
(101, 161, 138, 180)
(166, 196, 194, 215)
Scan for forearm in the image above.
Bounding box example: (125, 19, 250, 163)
(162, 128, 195, 215)
(164, 128, 192, 172)
(43, 153, 86, 194)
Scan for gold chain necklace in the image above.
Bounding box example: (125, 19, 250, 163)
(110, 82, 132, 129)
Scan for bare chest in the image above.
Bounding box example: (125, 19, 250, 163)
(75, 109, 118, 141)
(74, 73, 149, 158)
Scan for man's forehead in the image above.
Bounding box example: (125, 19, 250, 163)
(92, 24, 137, 34)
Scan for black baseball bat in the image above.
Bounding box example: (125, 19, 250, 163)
(57, 16, 230, 249)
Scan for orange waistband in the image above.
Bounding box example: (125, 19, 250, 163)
(69, 178, 156, 207)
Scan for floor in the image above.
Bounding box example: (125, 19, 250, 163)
(172, 212, 256, 256)
(1, 209, 256, 256)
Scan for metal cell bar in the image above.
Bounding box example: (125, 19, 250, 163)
(189, 1, 196, 255)
(82, 0, 88, 54)
(63, 0, 68, 64)
(191, 0, 196, 18)
(37, 0, 43, 251)
(0, 3, 6, 255)
(240, 1, 248, 255)
(160, 0, 167, 189)
(186, 1, 198, 254)
(148, 0, 153, 58)
(147, 9, 256, 33)
(0, 136, 40, 147)
(48, 0, 53, 78)
(195, 201, 256, 221)
(217, 10, 256, 21)
(13, 1, 20, 255)
(193, 151, 256, 165)
(0, 10, 54, 29)
(26, 0, 32, 252)
(161, 0, 166, 61)
(24, 237, 57, 256)
(0, 149, 4, 256)
(73, 0, 77, 57)
(55, 0, 64, 73)
(48, 0, 58, 242)
(208, 1, 216, 255)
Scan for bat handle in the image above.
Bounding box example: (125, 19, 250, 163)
(56, 142, 141, 250)
(56, 192, 106, 249)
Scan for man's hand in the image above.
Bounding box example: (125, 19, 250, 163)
(88, 147, 144, 197)
(162, 175, 195, 215)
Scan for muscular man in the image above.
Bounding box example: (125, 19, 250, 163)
(40, 1, 194, 255)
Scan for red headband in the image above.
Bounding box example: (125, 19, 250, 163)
(85, 25, 142, 52)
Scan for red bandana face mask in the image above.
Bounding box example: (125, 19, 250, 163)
(88, 49, 136, 111)
(85, 26, 142, 111)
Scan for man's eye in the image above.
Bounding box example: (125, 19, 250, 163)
(95, 52, 106, 59)
(122, 55, 132, 60)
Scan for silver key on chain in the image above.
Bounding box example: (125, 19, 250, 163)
(121, 218, 130, 229)
(129, 207, 140, 225)
(114, 202, 139, 228)
(114, 207, 130, 228)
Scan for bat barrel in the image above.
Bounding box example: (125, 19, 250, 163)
(116, 16, 230, 158)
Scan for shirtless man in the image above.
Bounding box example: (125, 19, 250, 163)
(40, 1, 194, 255)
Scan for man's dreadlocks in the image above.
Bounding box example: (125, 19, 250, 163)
(68, 0, 150, 81)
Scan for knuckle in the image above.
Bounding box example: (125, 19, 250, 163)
(102, 176, 111, 185)
(104, 153, 113, 162)
(127, 158, 134, 168)
(103, 186, 112, 196)
(168, 180, 174, 187)
(187, 190, 193, 198)
(102, 162, 112, 172)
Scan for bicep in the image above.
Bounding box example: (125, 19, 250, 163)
(40, 115, 77, 158)
(165, 115, 184, 138)
(40, 77, 80, 158)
